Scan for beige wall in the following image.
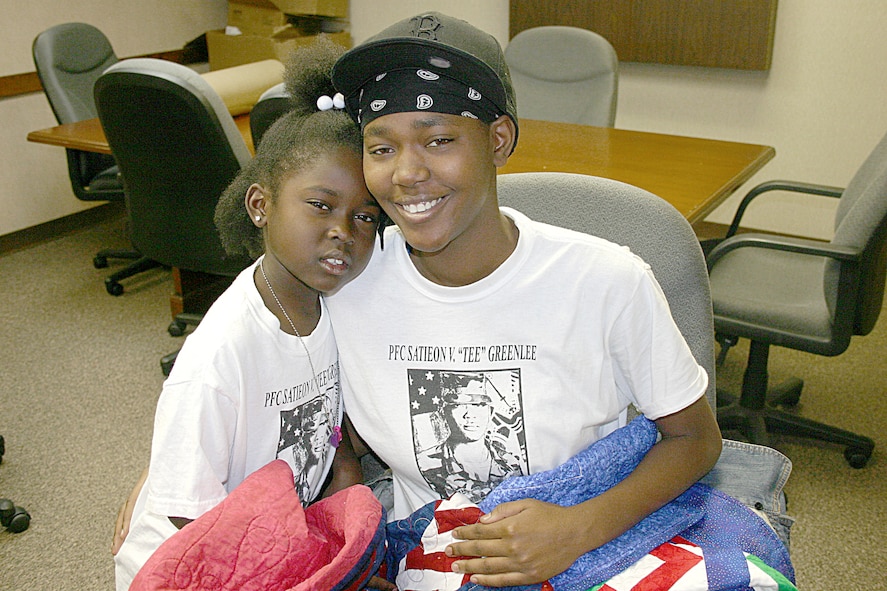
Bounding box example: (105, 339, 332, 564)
(617, 1, 887, 239)
(4, 0, 887, 240)
(351, 0, 887, 241)
(0, 1, 227, 237)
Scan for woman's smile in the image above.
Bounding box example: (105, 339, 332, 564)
(399, 196, 444, 215)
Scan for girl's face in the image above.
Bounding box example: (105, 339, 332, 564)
(257, 148, 380, 297)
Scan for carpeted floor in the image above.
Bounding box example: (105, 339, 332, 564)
(0, 215, 884, 590)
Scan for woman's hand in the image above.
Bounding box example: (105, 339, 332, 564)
(446, 499, 589, 587)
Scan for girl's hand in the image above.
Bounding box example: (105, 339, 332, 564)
(111, 467, 148, 555)
(366, 576, 397, 590)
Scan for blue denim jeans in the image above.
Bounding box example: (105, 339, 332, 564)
(700, 438, 795, 549)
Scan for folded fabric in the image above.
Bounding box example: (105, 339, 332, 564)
(130, 459, 386, 591)
(385, 416, 795, 591)
(590, 535, 797, 591)
(388, 494, 796, 591)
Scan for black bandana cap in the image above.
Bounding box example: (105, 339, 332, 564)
(331, 11, 519, 151)
(356, 68, 503, 129)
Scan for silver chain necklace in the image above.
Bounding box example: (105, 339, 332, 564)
(260, 259, 342, 448)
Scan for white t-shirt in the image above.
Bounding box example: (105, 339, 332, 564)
(326, 208, 707, 519)
(115, 257, 341, 590)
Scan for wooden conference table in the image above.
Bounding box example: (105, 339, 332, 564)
(28, 116, 775, 317)
(28, 116, 774, 225)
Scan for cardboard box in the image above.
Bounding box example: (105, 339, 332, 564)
(228, 0, 347, 18)
(228, 1, 290, 36)
(206, 28, 351, 70)
(277, 0, 347, 18)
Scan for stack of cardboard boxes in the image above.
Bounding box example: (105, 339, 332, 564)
(207, 0, 351, 70)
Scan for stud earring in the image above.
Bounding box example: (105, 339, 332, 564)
(255, 215, 262, 222)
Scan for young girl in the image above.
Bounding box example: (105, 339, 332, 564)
(112, 37, 383, 590)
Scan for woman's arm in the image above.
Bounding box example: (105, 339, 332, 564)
(446, 397, 722, 587)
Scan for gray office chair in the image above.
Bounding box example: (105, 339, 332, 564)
(497, 172, 715, 409)
(707, 130, 887, 468)
(497, 173, 795, 550)
(249, 82, 292, 148)
(94, 58, 254, 374)
(505, 26, 618, 127)
(32, 23, 161, 296)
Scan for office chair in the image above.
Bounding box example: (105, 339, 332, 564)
(497, 172, 715, 409)
(32, 23, 161, 296)
(707, 130, 887, 468)
(505, 26, 618, 127)
(94, 58, 254, 374)
(497, 173, 795, 551)
(249, 82, 292, 149)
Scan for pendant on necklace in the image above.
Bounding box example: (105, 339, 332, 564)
(330, 425, 342, 448)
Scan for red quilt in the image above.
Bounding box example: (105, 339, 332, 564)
(130, 460, 386, 591)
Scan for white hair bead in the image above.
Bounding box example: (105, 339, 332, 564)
(317, 95, 334, 111)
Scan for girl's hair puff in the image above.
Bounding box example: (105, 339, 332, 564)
(214, 36, 373, 260)
(282, 34, 343, 118)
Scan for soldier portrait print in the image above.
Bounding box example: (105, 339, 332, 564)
(411, 369, 527, 502)
(277, 397, 330, 504)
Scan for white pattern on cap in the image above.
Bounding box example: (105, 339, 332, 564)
(416, 94, 433, 109)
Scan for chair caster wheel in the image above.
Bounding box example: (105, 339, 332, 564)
(94, 255, 108, 269)
(160, 350, 178, 376)
(776, 390, 801, 407)
(105, 279, 124, 296)
(771, 377, 803, 407)
(168, 320, 186, 337)
(844, 447, 871, 469)
(0, 499, 30, 534)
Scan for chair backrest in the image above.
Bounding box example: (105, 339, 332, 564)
(497, 172, 716, 409)
(249, 82, 292, 149)
(33, 23, 119, 125)
(94, 58, 254, 276)
(505, 26, 618, 127)
(33, 23, 123, 201)
(830, 129, 887, 335)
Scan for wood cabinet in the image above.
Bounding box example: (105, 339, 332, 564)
(510, 0, 778, 70)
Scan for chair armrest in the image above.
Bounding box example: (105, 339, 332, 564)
(707, 232, 859, 270)
(726, 180, 844, 238)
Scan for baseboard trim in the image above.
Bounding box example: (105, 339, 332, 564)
(0, 202, 126, 256)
